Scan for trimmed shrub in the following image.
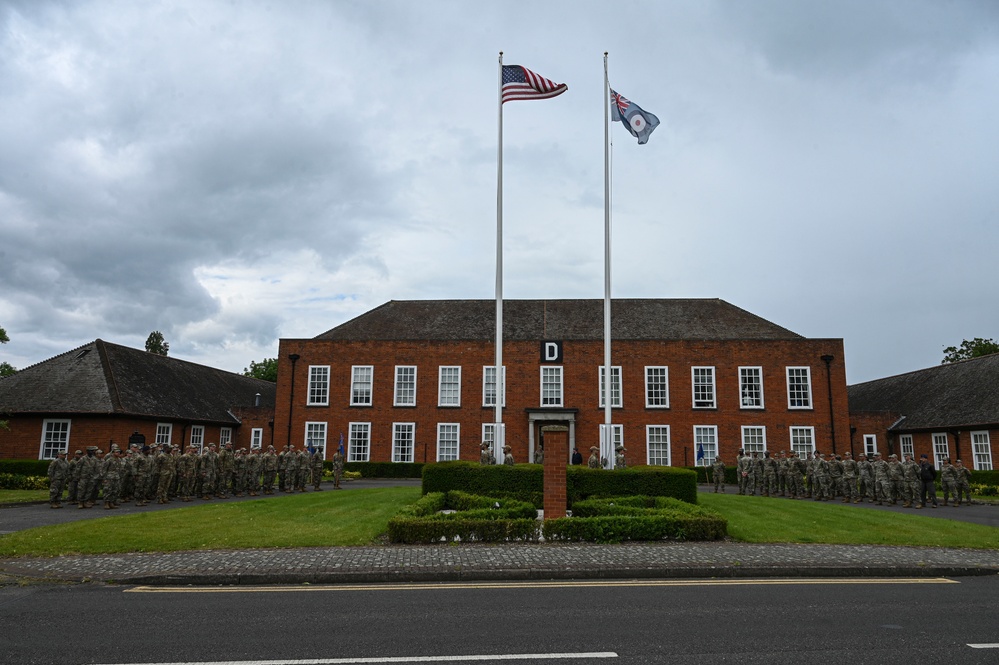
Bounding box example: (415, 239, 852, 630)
(970, 470, 999, 486)
(343, 461, 424, 478)
(421, 461, 696, 506)
(387, 490, 540, 543)
(0, 460, 50, 476)
(0, 473, 48, 490)
(544, 495, 727, 543)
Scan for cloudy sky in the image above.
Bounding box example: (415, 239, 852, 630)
(2, 0, 997, 385)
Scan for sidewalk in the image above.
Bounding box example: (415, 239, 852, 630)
(1, 480, 997, 586)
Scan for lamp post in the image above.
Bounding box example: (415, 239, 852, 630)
(287, 353, 300, 448)
(821, 354, 836, 453)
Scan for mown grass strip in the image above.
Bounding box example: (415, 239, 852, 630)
(0, 486, 421, 557)
(698, 493, 999, 549)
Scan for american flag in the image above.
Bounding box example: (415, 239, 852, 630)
(501, 65, 567, 103)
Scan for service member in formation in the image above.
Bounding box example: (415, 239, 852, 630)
(503, 445, 515, 466)
(261, 445, 279, 494)
(872, 452, 891, 505)
(917, 454, 939, 508)
(856, 453, 874, 503)
(736, 449, 748, 495)
(102, 446, 123, 509)
(762, 451, 778, 497)
(480, 442, 492, 465)
(841, 451, 859, 503)
(331, 445, 344, 489)
(177, 446, 199, 501)
(218, 442, 235, 498)
(311, 446, 325, 491)
(77, 447, 100, 509)
(47, 451, 69, 508)
(901, 453, 921, 508)
(939, 457, 958, 506)
(66, 449, 83, 505)
(587, 446, 600, 469)
(785, 451, 804, 498)
(887, 453, 904, 505)
(297, 446, 311, 491)
(246, 447, 262, 496)
(615, 445, 627, 469)
(711, 455, 726, 493)
(955, 459, 972, 506)
(201, 443, 219, 499)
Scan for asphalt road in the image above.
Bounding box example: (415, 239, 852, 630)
(2, 576, 999, 664)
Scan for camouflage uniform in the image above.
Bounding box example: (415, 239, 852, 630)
(201, 445, 219, 499)
(66, 450, 83, 504)
(121, 449, 136, 501)
(712, 457, 726, 492)
(503, 445, 515, 466)
(132, 447, 152, 505)
(246, 449, 262, 495)
(177, 448, 198, 501)
(614, 446, 627, 469)
(955, 461, 972, 505)
(814, 454, 831, 500)
(828, 455, 844, 500)
(587, 446, 600, 469)
(47, 452, 69, 508)
(805, 452, 818, 498)
(841, 453, 859, 503)
(939, 459, 958, 506)
(901, 454, 920, 507)
(278, 446, 290, 491)
(101, 448, 123, 508)
(762, 453, 778, 497)
(311, 448, 325, 490)
(887, 455, 904, 505)
(856, 454, 874, 502)
(89, 450, 106, 504)
(297, 448, 311, 490)
(154, 447, 176, 504)
(261, 447, 278, 494)
(77, 449, 100, 508)
(785, 452, 804, 498)
(233, 449, 247, 496)
(218, 444, 235, 497)
(331, 449, 345, 489)
(777, 452, 788, 497)
(736, 450, 748, 495)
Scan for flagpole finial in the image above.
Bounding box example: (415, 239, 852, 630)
(604, 51, 608, 56)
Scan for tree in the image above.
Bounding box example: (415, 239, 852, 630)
(145, 331, 170, 356)
(0, 325, 8, 344)
(942, 337, 999, 364)
(243, 357, 278, 382)
(0, 325, 13, 377)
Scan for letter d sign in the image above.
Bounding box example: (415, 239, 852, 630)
(541, 341, 563, 363)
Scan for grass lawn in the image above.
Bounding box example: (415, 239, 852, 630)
(698, 493, 999, 549)
(0, 486, 422, 557)
(0, 490, 48, 504)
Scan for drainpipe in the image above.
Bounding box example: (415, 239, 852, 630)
(821, 355, 836, 453)
(287, 354, 300, 447)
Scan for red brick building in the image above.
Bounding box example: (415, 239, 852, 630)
(275, 299, 849, 466)
(0, 339, 276, 459)
(848, 353, 999, 470)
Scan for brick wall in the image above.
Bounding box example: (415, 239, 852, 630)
(275, 336, 849, 467)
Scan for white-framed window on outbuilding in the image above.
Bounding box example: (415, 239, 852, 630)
(351, 366, 373, 406)
(155, 423, 172, 446)
(971, 431, 993, 470)
(789, 426, 815, 459)
(692, 367, 716, 409)
(482, 366, 506, 407)
(39, 419, 71, 459)
(693, 425, 718, 466)
(786, 367, 813, 409)
(932, 433, 949, 468)
(394, 366, 417, 407)
(190, 425, 204, 451)
(438, 366, 461, 407)
(864, 434, 878, 457)
(305, 421, 327, 456)
(219, 427, 232, 448)
(393, 423, 415, 463)
(646, 425, 670, 466)
(348, 422, 371, 462)
(541, 366, 563, 407)
(645, 366, 669, 408)
(739, 366, 764, 409)
(598, 366, 623, 408)
(250, 428, 264, 450)
(899, 434, 914, 458)
(437, 423, 460, 462)
(741, 426, 766, 454)
(308, 365, 330, 406)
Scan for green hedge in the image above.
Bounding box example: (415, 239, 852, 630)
(545, 495, 727, 543)
(421, 462, 696, 506)
(342, 461, 424, 478)
(0, 460, 50, 476)
(387, 491, 540, 543)
(0, 473, 48, 490)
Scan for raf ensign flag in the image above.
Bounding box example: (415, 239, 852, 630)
(502, 65, 568, 103)
(610, 89, 660, 144)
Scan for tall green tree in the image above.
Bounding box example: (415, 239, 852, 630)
(243, 357, 278, 382)
(0, 324, 13, 377)
(145, 331, 170, 356)
(942, 337, 999, 364)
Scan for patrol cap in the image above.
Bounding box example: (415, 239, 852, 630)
(74, 450, 83, 454)
(889, 454, 897, 458)
(590, 446, 599, 451)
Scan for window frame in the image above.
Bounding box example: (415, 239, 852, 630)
(482, 365, 507, 407)
(348, 422, 371, 462)
(738, 366, 764, 409)
(644, 366, 670, 408)
(438, 366, 462, 407)
(789, 426, 815, 460)
(693, 425, 718, 467)
(864, 434, 878, 457)
(932, 433, 949, 469)
(250, 428, 264, 450)
(304, 421, 327, 456)
(393, 365, 417, 407)
(540, 366, 563, 407)
(307, 365, 330, 406)
(350, 365, 374, 407)
(598, 365, 623, 408)
(646, 425, 671, 466)
(219, 427, 232, 448)
(741, 425, 767, 454)
(691, 366, 716, 409)
(155, 423, 173, 446)
(971, 431, 993, 471)
(39, 419, 71, 460)
(392, 422, 416, 463)
(437, 423, 460, 462)
(786, 366, 813, 410)
(190, 425, 205, 449)
(899, 434, 914, 458)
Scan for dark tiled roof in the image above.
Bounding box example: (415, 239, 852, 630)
(0, 340, 275, 423)
(848, 353, 999, 430)
(314, 299, 804, 342)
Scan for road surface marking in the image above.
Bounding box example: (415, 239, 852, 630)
(968, 643, 999, 648)
(127, 577, 958, 593)
(93, 653, 619, 664)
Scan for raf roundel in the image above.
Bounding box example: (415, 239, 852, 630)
(630, 114, 647, 132)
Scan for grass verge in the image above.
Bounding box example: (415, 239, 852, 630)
(0, 486, 421, 557)
(0, 490, 48, 504)
(698, 493, 999, 549)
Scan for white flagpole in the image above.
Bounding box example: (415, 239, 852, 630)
(603, 53, 614, 469)
(494, 52, 505, 464)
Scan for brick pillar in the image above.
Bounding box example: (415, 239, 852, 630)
(542, 425, 568, 520)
